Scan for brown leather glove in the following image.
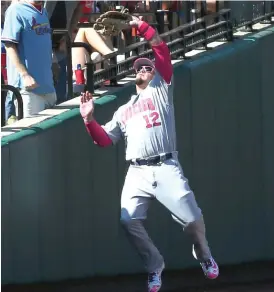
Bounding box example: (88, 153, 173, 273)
(93, 9, 133, 36)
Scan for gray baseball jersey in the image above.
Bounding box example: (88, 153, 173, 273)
(102, 72, 176, 160)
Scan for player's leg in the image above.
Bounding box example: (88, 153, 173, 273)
(155, 158, 219, 279)
(120, 165, 164, 291)
(172, 214, 219, 279)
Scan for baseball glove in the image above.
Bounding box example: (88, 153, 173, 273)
(93, 8, 133, 36)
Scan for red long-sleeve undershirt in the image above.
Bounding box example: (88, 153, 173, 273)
(85, 21, 173, 147)
(138, 21, 173, 84)
(85, 119, 113, 147)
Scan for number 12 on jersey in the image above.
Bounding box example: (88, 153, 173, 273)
(143, 111, 161, 128)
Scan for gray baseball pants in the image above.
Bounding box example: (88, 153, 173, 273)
(120, 157, 212, 273)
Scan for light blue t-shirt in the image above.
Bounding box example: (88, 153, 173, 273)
(1, 2, 55, 94)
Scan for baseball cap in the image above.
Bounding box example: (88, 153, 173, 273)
(133, 58, 155, 71)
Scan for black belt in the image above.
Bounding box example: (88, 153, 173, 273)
(130, 153, 173, 166)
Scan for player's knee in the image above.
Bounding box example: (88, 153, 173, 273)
(171, 192, 203, 227)
(172, 211, 203, 229)
(120, 216, 131, 226)
(120, 208, 146, 226)
(120, 207, 133, 225)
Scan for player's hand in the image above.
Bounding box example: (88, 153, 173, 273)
(129, 15, 143, 27)
(80, 91, 94, 123)
(22, 73, 38, 90)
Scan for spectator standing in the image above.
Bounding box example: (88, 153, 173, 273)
(2, 0, 56, 118)
(1, 0, 17, 125)
(45, 1, 84, 102)
(46, 1, 117, 99)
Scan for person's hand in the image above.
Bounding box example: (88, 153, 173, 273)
(80, 91, 94, 123)
(22, 73, 38, 90)
(129, 15, 143, 27)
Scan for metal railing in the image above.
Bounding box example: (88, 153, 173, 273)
(69, 2, 273, 94)
(76, 1, 274, 30)
(78, 11, 172, 33)
(2, 1, 273, 123)
(226, 1, 274, 30)
(82, 8, 233, 93)
(1, 85, 24, 126)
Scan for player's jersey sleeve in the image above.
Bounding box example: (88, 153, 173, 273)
(152, 41, 173, 85)
(150, 71, 174, 103)
(151, 71, 173, 88)
(102, 111, 123, 145)
(1, 5, 23, 44)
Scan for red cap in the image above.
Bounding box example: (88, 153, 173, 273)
(133, 58, 155, 71)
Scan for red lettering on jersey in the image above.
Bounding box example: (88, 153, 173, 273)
(133, 102, 141, 114)
(147, 98, 155, 111)
(121, 111, 126, 125)
(121, 98, 156, 125)
(143, 111, 161, 128)
(138, 101, 143, 112)
(123, 108, 129, 123)
(121, 107, 131, 124)
(140, 99, 148, 112)
(127, 106, 133, 120)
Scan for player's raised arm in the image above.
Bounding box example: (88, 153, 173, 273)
(130, 17, 173, 84)
(80, 91, 121, 147)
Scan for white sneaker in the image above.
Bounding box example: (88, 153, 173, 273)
(192, 245, 219, 279)
(148, 263, 165, 292)
(200, 257, 219, 279)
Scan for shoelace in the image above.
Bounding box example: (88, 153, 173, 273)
(148, 272, 159, 283)
(203, 259, 213, 269)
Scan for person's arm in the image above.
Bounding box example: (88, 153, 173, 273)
(4, 43, 27, 76)
(137, 20, 173, 84)
(2, 5, 38, 89)
(2, 4, 26, 74)
(4, 43, 38, 89)
(84, 119, 113, 147)
(80, 92, 122, 147)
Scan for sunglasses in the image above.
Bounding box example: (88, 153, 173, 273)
(136, 66, 154, 73)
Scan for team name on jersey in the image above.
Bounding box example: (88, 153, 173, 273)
(121, 98, 156, 125)
(31, 17, 52, 35)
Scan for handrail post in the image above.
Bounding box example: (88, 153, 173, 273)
(85, 62, 95, 94)
(155, 11, 165, 34)
(1, 85, 24, 124)
(65, 33, 73, 99)
(109, 55, 118, 87)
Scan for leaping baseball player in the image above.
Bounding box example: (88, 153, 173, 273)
(80, 15, 219, 292)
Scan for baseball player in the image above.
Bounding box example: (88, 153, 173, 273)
(80, 16, 219, 292)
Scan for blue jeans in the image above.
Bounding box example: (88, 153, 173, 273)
(1, 74, 16, 126)
(5, 91, 16, 120)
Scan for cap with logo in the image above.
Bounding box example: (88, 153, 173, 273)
(133, 58, 155, 71)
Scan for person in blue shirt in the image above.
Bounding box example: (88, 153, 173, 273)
(2, 0, 56, 118)
(1, 1, 16, 125)
(1, 28, 10, 126)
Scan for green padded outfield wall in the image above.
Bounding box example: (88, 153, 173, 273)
(2, 27, 274, 284)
